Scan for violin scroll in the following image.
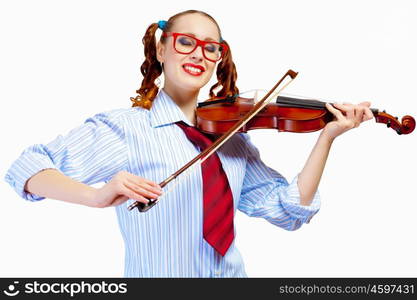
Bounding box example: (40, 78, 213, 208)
(373, 110, 415, 135)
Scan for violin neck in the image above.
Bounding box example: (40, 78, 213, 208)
(276, 96, 326, 109)
(276, 95, 379, 115)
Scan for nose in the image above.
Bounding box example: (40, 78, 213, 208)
(190, 45, 204, 62)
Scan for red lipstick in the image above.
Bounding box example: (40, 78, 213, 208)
(182, 63, 205, 76)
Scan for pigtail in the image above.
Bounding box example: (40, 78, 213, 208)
(130, 23, 162, 109)
(209, 40, 239, 99)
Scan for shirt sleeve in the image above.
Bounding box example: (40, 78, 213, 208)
(4, 110, 128, 201)
(237, 133, 321, 231)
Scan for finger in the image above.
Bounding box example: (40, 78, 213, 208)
(331, 103, 350, 115)
(326, 103, 344, 120)
(356, 102, 374, 121)
(128, 174, 162, 190)
(363, 107, 374, 121)
(126, 177, 163, 195)
(358, 101, 371, 107)
(124, 181, 161, 200)
(119, 184, 150, 204)
(353, 106, 365, 127)
(340, 102, 355, 119)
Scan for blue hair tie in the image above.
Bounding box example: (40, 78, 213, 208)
(158, 20, 167, 30)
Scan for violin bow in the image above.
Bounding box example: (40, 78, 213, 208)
(128, 69, 299, 212)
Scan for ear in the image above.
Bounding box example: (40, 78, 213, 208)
(156, 41, 165, 63)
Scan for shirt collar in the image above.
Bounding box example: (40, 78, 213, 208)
(149, 89, 194, 128)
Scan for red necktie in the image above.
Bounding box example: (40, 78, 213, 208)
(176, 121, 234, 256)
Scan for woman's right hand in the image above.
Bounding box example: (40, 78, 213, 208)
(91, 171, 163, 208)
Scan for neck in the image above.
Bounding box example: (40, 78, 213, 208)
(162, 85, 199, 126)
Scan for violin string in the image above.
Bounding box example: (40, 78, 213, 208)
(238, 89, 268, 102)
(240, 89, 334, 106)
(238, 89, 332, 105)
(239, 89, 327, 102)
(280, 92, 318, 100)
(277, 96, 327, 109)
(238, 88, 269, 95)
(239, 86, 351, 105)
(280, 91, 352, 105)
(280, 93, 330, 106)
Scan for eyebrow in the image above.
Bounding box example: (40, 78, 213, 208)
(183, 32, 217, 42)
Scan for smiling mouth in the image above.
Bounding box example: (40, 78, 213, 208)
(182, 64, 205, 76)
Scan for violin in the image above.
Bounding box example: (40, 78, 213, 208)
(128, 69, 415, 213)
(196, 94, 415, 135)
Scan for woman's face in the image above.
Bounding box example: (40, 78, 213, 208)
(157, 13, 221, 94)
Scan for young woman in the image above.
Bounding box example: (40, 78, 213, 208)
(4, 10, 373, 277)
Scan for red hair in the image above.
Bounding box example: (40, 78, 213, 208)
(130, 10, 239, 109)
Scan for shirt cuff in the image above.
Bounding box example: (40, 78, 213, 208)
(4, 146, 58, 201)
(278, 174, 321, 224)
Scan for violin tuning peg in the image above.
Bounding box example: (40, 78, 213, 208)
(395, 116, 398, 120)
(387, 120, 391, 128)
(383, 110, 386, 113)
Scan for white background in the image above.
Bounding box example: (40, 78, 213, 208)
(1, 0, 416, 277)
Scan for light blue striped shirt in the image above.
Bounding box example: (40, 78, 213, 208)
(4, 90, 320, 277)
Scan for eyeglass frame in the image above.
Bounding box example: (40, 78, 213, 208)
(161, 32, 228, 62)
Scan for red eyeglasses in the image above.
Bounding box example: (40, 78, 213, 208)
(162, 32, 228, 62)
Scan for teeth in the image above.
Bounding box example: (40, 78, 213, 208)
(184, 65, 202, 73)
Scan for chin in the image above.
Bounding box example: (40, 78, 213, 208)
(165, 68, 213, 93)
(181, 83, 205, 93)
(179, 77, 210, 92)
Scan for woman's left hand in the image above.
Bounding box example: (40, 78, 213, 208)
(323, 102, 374, 141)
